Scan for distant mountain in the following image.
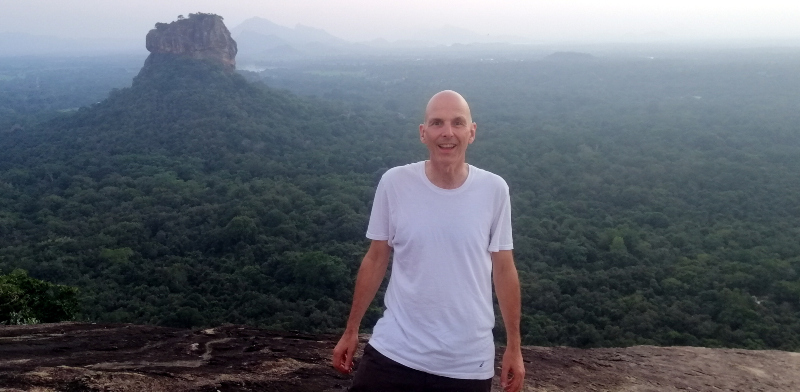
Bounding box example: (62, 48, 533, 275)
(235, 30, 292, 51)
(229, 17, 540, 60)
(233, 30, 308, 61)
(231, 17, 346, 46)
(230, 17, 352, 60)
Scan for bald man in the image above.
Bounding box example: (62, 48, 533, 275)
(332, 91, 524, 392)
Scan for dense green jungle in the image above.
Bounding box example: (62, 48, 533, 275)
(1, 47, 800, 350)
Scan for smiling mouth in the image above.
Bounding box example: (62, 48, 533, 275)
(438, 144, 456, 150)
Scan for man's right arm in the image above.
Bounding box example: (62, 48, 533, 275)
(331, 239, 391, 374)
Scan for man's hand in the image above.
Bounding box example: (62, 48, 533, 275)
(500, 346, 525, 392)
(492, 250, 524, 391)
(332, 330, 359, 374)
(331, 240, 391, 375)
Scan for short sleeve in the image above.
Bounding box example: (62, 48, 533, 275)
(366, 174, 391, 241)
(488, 180, 513, 252)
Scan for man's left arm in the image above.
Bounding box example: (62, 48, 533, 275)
(492, 249, 525, 392)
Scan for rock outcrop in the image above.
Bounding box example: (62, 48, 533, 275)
(2, 323, 800, 391)
(143, 13, 237, 72)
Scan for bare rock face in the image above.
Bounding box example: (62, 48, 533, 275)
(144, 13, 237, 71)
(3, 323, 800, 391)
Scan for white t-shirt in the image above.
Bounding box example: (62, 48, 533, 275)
(366, 161, 513, 380)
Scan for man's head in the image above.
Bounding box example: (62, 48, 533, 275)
(419, 90, 477, 165)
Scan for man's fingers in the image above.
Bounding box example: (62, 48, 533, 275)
(501, 373, 519, 392)
(337, 356, 351, 373)
(508, 371, 522, 392)
(332, 338, 357, 375)
(506, 366, 525, 392)
(500, 363, 525, 392)
(331, 346, 348, 373)
(500, 364, 510, 388)
(334, 356, 351, 373)
(334, 351, 352, 373)
(342, 351, 353, 373)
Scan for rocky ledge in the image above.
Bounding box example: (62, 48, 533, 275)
(144, 13, 237, 72)
(1, 323, 799, 391)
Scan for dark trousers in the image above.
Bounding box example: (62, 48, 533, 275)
(349, 344, 492, 392)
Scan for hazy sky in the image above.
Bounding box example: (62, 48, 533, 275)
(2, 0, 800, 44)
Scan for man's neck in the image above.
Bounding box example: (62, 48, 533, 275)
(425, 160, 469, 189)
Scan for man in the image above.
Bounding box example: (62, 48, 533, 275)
(332, 90, 524, 392)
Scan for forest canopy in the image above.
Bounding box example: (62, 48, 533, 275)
(1, 50, 799, 349)
(0, 269, 79, 325)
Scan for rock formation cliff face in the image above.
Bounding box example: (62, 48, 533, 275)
(144, 13, 237, 71)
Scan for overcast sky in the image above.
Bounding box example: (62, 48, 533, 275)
(2, 0, 800, 44)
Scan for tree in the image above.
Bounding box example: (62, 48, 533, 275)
(0, 269, 79, 325)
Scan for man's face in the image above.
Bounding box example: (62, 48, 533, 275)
(419, 92, 476, 165)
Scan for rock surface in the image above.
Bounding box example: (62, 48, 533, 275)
(1, 323, 799, 391)
(144, 13, 237, 71)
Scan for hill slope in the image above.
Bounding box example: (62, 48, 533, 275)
(2, 46, 800, 350)
(0, 55, 417, 331)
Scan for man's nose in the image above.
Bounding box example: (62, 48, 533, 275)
(442, 123, 454, 136)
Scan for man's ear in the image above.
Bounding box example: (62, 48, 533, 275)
(419, 124, 426, 141)
(469, 122, 477, 144)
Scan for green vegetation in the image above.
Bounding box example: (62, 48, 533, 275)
(0, 56, 414, 331)
(1, 269, 79, 325)
(1, 50, 800, 349)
